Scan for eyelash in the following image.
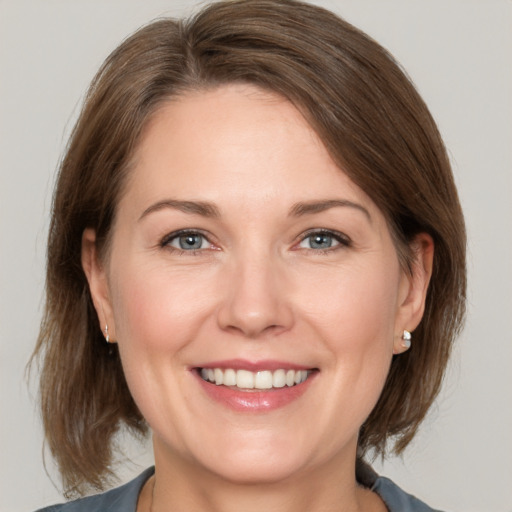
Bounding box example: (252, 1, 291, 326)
(159, 228, 351, 255)
(160, 229, 214, 255)
(295, 229, 352, 254)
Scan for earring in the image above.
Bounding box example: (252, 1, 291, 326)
(104, 324, 110, 343)
(401, 330, 412, 350)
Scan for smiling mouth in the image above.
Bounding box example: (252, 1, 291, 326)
(199, 368, 313, 390)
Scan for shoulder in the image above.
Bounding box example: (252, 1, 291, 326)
(34, 467, 154, 512)
(356, 460, 446, 512)
(372, 476, 446, 512)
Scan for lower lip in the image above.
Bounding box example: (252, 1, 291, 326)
(195, 371, 316, 412)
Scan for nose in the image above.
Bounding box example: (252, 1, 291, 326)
(216, 253, 294, 339)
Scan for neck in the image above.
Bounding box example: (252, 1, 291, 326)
(146, 439, 383, 512)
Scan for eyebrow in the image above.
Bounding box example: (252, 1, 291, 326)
(138, 198, 371, 222)
(138, 199, 220, 221)
(289, 199, 371, 221)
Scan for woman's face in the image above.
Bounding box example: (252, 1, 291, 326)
(84, 84, 431, 484)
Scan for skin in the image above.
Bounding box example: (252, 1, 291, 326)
(82, 84, 433, 512)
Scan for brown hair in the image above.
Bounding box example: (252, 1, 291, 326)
(32, 0, 466, 497)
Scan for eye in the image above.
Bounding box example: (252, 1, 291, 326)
(162, 230, 211, 252)
(297, 230, 350, 251)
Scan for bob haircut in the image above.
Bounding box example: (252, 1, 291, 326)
(33, 0, 466, 497)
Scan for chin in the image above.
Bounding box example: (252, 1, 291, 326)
(158, 426, 316, 486)
(200, 451, 309, 485)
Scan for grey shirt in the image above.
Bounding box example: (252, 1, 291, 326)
(36, 466, 444, 512)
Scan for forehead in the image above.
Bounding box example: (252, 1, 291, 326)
(136, 84, 322, 177)
(120, 83, 379, 219)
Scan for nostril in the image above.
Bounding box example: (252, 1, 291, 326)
(222, 322, 289, 339)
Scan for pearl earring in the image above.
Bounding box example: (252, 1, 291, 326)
(104, 324, 110, 343)
(401, 330, 412, 350)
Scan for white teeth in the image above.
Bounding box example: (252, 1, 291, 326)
(223, 368, 237, 386)
(236, 369, 254, 389)
(214, 368, 223, 385)
(254, 371, 273, 389)
(200, 367, 310, 389)
(272, 369, 286, 388)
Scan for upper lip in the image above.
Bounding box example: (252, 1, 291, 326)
(193, 359, 314, 372)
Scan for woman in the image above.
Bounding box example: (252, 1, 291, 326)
(33, 0, 466, 511)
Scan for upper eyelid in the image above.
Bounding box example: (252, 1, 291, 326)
(160, 228, 213, 246)
(297, 228, 351, 244)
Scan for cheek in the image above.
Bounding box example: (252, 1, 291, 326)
(315, 266, 399, 412)
(294, 258, 400, 414)
(109, 261, 219, 356)
(107, 261, 221, 434)
(295, 260, 401, 349)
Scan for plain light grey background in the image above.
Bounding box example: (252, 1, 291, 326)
(1, 1, 511, 511)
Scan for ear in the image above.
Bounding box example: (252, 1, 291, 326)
(81, 228, 117, 343)
(393, 233, 434, 354)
